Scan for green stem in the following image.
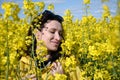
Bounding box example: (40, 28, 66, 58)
(85, 4, 88, 16)
(6, 20, 9, 80)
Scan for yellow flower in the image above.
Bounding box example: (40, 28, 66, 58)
(81, 16, 88, 24)
(47, 4, 54, 10)
(35, 2, 45, 11)
(88, 46, 100, 56)
(65, 57, 71, 67)
(83, 0, 90, 4)
(25, 36, 32, 46)
(54, 73, 67, 80)
(1, 0, 120, 79)
(103, 4, 109, 11)
(36, 40, 47, 61)
(94, 69, 111, 80)
(102, 5, 110, 18)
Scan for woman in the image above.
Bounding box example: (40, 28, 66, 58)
(20, 10, 64, 80)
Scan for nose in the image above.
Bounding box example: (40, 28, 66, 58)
(55, 33, 62, 41)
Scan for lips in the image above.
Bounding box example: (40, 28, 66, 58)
(51, 41, 60, 46)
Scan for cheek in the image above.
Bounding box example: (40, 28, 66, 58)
(44, 32, 53, 39)
(41, 31, 54, 42)
(41, 34, 51, 43)
(41, 35, 47, 41)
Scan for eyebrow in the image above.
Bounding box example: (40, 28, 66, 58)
(45, 27, 62, 32)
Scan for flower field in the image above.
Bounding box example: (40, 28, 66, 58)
(0, 0, 120, 80)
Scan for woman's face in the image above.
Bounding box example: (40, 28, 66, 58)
(39, 20, 63, 51)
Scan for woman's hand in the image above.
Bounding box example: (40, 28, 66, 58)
(50, 62, 64, 76)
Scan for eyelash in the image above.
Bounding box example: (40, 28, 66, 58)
(50, 31, 55, 34)
(50, 31, 62, 36)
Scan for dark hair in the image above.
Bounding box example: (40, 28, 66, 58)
(25, 10, 64, 68)
(32, 10, 63, 31)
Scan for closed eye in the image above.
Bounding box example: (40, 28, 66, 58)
(49, 30, 55, 34)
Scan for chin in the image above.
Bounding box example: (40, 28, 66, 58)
(49, 47, 58, 51)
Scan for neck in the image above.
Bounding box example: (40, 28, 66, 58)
(47, 50, 53, 59)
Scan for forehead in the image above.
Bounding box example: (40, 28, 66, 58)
(44, 20, 62, 31)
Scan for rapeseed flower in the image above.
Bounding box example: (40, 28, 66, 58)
(35, 2, 45, 11)
(83, 0, 90, 4)
(1, 0, 120, 79)
(102, 4, 110, 18)
(54, 74, 67, 80)
(47, 4, 54, 10)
